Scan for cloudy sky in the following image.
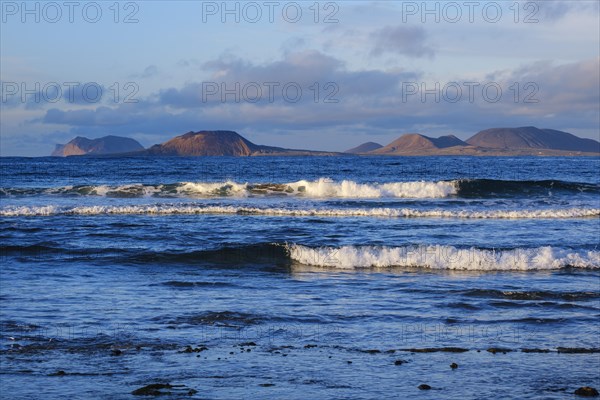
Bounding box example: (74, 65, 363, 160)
(1, 0, 599, 156)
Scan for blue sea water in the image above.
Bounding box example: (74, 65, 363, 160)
(0, 156, 599, 399)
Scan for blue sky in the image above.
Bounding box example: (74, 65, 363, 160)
(1, 0, 599, 156)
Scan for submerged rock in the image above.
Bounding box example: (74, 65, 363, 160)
(558, 347, 600, 354)
(131, 383, 197, 396)
(418, 384, 432, 390)
(132, 384, 173, 396)
(521, 348, 551, 353)
(487, 348, 512, 354)
(111, 349, 122, 356)
(363, 349, 381, 354)
(450, 363, 458, 369)
(406, 347, 468, 353)
(575, 387, 599, 397)
(182, 345, 208, 353)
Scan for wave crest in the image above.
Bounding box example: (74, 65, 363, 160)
(2, 178, 597, 199)
(286, 244, 600, 270)
(1, 204, 598, 219)
(0, 178, 458, 199)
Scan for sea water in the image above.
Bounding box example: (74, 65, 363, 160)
(1, 156, 599, 399)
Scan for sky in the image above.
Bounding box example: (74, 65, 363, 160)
(1, 0, 599, 156)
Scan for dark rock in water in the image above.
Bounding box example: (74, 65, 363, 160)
(131, 383, 197, 396)
(363, 349, 381, 354)
(418, 384, 432, 390)
(182, 345, 208, 353)
(487, 348, 512, 354)
(575, 387, 599, 397)
(394, 359, 407, 366)
(406, 347, 468, 353)
(304, 344, 317, 349)
(240, 342, 257, 347)
(132, 383, 172, 396)
(557, 347, 600, 354)
(49, 370, 66, 376)
(111, 349, 122, 356)
(450, 363, 458, 369)
(521, 348, 551, 353)
(259, 383, 275, 387)
(347, 361, 352, 364)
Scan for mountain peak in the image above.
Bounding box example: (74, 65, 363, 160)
(145, 130, 257, 156)
(143, 130, 340, 156)
(370, 133, 468, 155)
(52, 135, 144, 156)
(466, 127, 600, 152)
(345, 142, 383, 154)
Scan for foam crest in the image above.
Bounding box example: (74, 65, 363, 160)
(1, 205, 60, 216)
(4, 178, 599, 199)
(286, 244, 600, 270)
(1, 205, 598, 219)
(286, 178, 457, 198)
(0, 179, 458, 199)
(176, 181, 250, 197)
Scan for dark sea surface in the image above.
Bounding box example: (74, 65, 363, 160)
(1, 156, 599, 399)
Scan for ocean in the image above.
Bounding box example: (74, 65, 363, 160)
(1, 156, 599, 399)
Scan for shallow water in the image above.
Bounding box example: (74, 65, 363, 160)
(1, 156, 599, 399)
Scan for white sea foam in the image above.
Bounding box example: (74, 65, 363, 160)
(43, 184, 162, 197)
(176, 178, 458, 198)
(176, 181, 250, 197)
(1, 179, 459, 199)
(1, 205, 598, 219)
(286, 244, 600, 270)
(284, 178, 457, 198)
(1, 205, 60, 216)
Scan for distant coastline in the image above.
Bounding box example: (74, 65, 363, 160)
(50, 127, 600, 157)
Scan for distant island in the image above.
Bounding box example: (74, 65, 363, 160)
(366, 134, 468, 155)
(142, 130, 338, 156)
(51, 127, 600, 157)
(348, 127, 599, 156)
(345, 142, 383, 154)
(52, 135, 144, 156)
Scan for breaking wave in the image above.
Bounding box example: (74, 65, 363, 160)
(3, 241, 598, 271)
(286, 244, 600, 270)
(2, 178, 597, 199)
(1, 204, 598, 219)
(0, 178, 457, 199)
